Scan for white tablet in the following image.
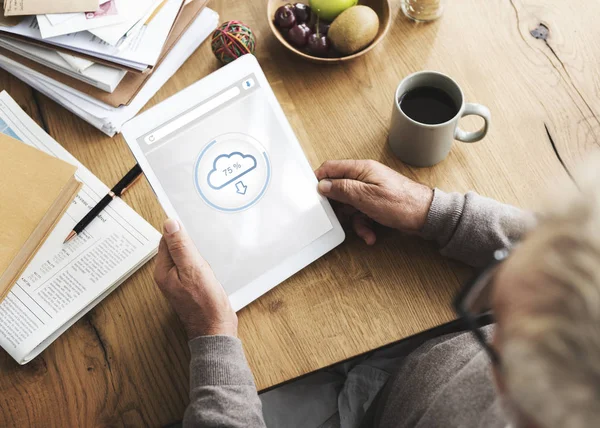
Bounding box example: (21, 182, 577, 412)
(122, 54, 345, 311)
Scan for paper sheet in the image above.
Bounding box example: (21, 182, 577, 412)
(44, 0, 111, 26)
(4, 0, 98, 17)
(89, 0, 161, 46)
(36, 0, 129, 39)
(45, 12, 79, 27)
(0, 91, 160, 364)
(0, 8, 219, 135)
(57, 51, 95, 72)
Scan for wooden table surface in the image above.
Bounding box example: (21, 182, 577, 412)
(1, 0, 599, 426)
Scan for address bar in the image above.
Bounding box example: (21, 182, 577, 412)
(145, 86, 241, 145)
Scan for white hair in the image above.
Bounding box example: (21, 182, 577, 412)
(502, 155, 600, 428)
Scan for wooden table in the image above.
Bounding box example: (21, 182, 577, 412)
(2, 0, 599, 426)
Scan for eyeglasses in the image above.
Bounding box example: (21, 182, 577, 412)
(453, 248, 510, 366)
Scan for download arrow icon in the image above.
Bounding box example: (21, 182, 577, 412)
(235, 181, 247, 195)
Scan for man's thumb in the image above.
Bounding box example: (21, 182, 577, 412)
(318, 178, 366, 207)
(163, 219, 195, 268)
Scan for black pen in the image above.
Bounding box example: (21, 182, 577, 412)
(63, 164, 144, 243)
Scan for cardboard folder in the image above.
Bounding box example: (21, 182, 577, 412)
(0, 0, 208, 107)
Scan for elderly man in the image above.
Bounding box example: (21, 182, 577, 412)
(154, 159, 600, 428)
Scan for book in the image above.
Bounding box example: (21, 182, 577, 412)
(0, 91, 161, 364)
(0, 133, 81, 303)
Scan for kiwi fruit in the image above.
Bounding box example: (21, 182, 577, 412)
(328, 5, 380, 55)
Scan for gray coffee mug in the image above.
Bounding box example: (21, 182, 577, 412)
(388, 71, 491, 167)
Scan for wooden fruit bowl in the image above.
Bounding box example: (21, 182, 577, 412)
(267, 0, 391, 64)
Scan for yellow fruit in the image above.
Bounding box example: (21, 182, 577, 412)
(328, 5, 379, 55)
(309, 0, 358, 21)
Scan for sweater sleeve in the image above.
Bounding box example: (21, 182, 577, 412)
(184, 335, 266, 428)
(420, 189, 535, 267)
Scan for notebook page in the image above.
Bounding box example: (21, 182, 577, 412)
(0, 91, 161, 364)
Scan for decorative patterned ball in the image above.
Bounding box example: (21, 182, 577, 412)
(211, 21, 256, 65)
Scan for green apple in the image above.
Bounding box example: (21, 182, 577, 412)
(309, 0, 359, 21)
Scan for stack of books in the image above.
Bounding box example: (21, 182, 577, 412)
(0, 0, 218, 136)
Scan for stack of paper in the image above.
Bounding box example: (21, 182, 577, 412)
(0, 90, 161, 364)
(0, 0, 218, 136)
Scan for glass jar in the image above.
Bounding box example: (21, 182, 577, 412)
(401, 0, 444, 22)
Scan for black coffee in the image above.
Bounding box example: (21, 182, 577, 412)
(399, 86, 458, 125)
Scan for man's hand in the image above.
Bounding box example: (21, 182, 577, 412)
(154, 219, 238, 339)
(315, 160, 434, 245)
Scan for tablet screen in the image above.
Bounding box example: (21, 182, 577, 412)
(135, 74, 333, 294)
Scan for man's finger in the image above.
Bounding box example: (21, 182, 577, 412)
(315, 160, 372, 181)
(154, 237, 174, 285)
(318, 177, 368, 208)
(352, 213, 376, 246)
(163, 219, 201, 270)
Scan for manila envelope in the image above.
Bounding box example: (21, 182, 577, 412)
(0, 12, 22, 27)
(4, 0, 99, 16)
(0, 1, 22, 26)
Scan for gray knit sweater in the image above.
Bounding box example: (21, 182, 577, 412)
(183, 189, 532, 427)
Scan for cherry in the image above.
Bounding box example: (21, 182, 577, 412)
(279, 27, 290, 39)
(293, 3, 311, 24)
(313, 20, 330, 35)
(274, 4, 296, 29)
(287, 23, 312, 48)
(307, 33, 331, 56)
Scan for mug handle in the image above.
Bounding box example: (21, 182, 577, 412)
(454, 103, 491, 143)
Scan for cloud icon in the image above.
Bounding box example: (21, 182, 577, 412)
(207, 152, 257, 190)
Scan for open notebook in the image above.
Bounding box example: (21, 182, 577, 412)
(0, 91, 161, 364)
